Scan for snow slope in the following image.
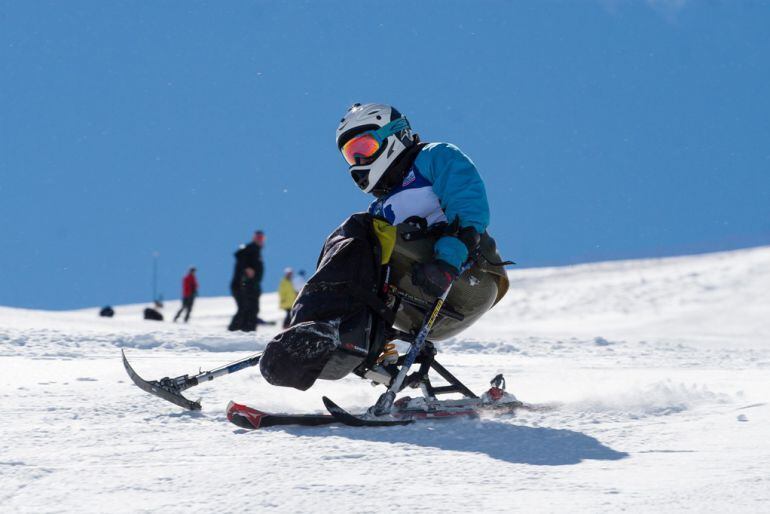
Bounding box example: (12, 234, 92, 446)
(1, 246, 769, 513)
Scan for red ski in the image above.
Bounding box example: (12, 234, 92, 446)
(226, 401, 338, 429)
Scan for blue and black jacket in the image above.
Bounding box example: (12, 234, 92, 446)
(369, 142, 490, 271)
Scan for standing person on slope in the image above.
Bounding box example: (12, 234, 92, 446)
(174, 267, 198, 323)
(228, 230, 265, 332)
(336, 103, 489, 297)
(278, 267, 298, 329)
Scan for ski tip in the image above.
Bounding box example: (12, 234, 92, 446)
(122, 349, 202, 411)
(120, 349, 135, 376)
(321, 396, 342, 413)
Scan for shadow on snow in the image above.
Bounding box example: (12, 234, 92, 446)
(258, 418, 629, 466)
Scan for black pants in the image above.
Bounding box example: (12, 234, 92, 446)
(282, 309, 291, 329)
(241, 302, 257, 331)
(228, 286, 243, 331)
(174, 296, 195, 322)
(228, 282, 260, 332)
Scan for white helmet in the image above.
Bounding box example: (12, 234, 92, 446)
(336, 103, 416, 194)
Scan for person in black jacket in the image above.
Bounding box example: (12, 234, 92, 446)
(228, 230, 265, 332)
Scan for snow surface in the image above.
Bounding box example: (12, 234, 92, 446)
(2, 246, 769, 512)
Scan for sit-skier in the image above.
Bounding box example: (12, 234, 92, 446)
(259, 102, 507, 392)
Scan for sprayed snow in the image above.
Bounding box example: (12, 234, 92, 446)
(1, 246, 770, 512)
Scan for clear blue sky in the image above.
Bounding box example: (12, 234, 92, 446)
(1, 1, 769, 310)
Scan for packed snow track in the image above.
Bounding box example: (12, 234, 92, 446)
(2, 246, 769, 512)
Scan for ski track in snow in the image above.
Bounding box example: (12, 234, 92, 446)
(2, 246, 770, 512)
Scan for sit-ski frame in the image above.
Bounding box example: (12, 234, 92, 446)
(122, 262, 480, 411)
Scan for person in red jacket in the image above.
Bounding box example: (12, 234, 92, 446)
(174, 267, 198, 323)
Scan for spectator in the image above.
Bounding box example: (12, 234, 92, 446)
(278, 267, 298, 329)
(228, 230, 265, 332)
(174, 267, 198, 323)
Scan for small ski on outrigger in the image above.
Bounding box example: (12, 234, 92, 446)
(121, 348, 261, 411)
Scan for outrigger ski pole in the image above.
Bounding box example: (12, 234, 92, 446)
(121, 349, 261, 410)
(368, 260, 474, 417)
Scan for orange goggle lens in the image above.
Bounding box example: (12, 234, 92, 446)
(341, 133, 380, 165)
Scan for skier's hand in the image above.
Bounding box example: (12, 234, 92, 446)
(411, 260, 458, 297)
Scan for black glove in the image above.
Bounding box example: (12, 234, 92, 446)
(411, 260, 458, 297)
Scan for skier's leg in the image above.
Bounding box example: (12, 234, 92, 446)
(282, 309, 291, 329)
(184, 297, 194, 322)
(255, 288, 264, 324)
(242, 301, 257, 332)
(241, 287, 258, 332)
(228, 290, 244, 331)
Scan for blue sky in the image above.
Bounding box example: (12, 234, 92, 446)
(1, 1, 769, 310)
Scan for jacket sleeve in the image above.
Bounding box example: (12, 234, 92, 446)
(418, 143, 490, 270)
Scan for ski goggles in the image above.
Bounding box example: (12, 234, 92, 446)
(340, 118, 410, 166)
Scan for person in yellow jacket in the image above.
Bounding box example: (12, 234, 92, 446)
(278, 267, 298, 328)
